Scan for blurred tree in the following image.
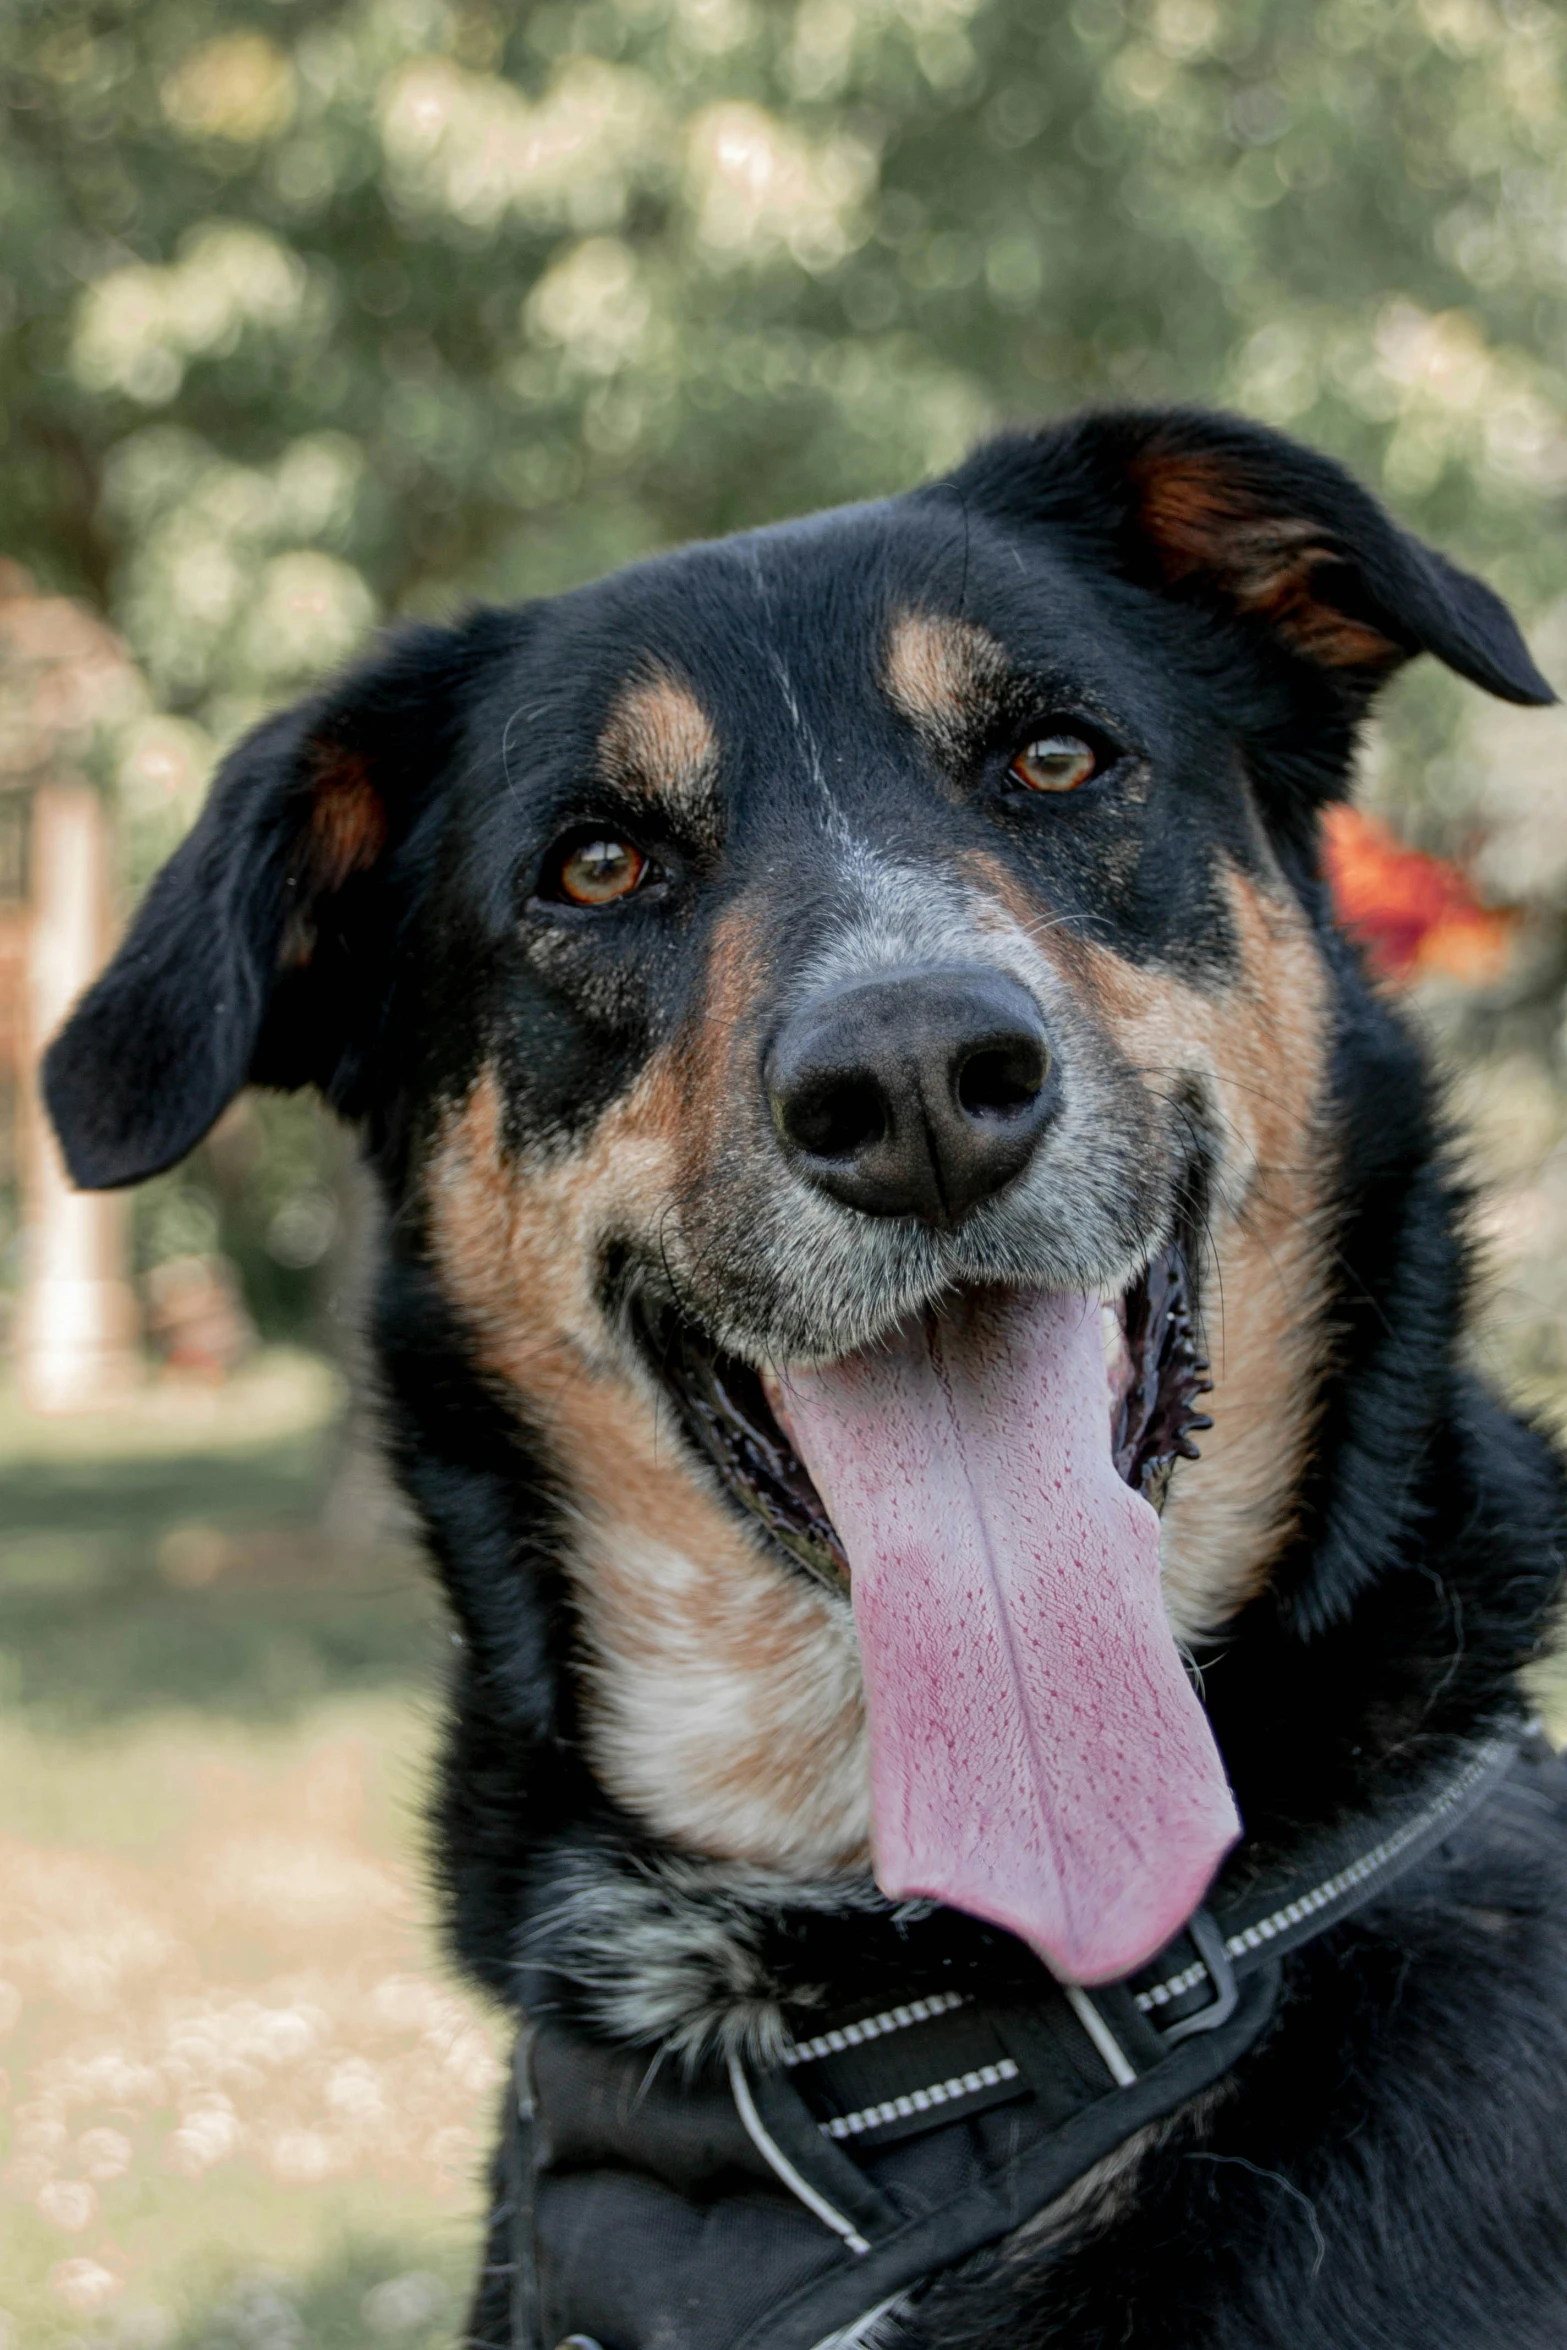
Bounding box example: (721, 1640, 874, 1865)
(5, 0, 1567, 1389)
(9, 0, 1567, 718)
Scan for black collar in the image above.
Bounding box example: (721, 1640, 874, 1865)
(503, 1732, 1522, 2350)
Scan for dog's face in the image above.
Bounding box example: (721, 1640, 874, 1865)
(436, 504, 1263, 1355)
(46, 408, 1550, 1982)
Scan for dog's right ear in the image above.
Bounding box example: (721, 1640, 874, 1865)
(952, 407, 1555, 712)
(44, 618, 488, 1190)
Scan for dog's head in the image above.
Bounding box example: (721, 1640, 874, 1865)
(46, 408, 1551, 1984)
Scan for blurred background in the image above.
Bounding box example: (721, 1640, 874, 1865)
(4, 0, 1567, 2342)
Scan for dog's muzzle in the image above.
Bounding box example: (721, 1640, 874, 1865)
(764, 964, 1057, 1227)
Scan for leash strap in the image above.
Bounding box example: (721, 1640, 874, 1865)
(506, 1733, 1523, 2350)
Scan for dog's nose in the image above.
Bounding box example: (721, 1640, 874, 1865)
(765, 967, 1056, 1225)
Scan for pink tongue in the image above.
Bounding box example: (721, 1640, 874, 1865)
(777, 1288, 1239, 1985)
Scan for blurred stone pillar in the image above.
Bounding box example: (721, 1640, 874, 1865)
(17, 782, 138, 1410)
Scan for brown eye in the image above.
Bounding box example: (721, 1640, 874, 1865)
(1010, 733, 1099, 794)
(554, 836, 648, 905)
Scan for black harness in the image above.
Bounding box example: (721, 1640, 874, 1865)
(501, 1736, 1520, 2350)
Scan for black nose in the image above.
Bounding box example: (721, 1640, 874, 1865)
(765, 967, 1056, 1226)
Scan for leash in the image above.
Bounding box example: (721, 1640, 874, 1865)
(503, 1731, 1525, 2350)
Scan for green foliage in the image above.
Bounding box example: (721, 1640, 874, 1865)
(10, 0, 1567, 702)
(170, 2245, 465, 2350)
(134, 1092, 355, 1342)
(0, 1355, 440, 1727)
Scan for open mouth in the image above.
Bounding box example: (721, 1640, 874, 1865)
(637, 1249, 1235, 1986)
(642, 1244, 1211, 1599)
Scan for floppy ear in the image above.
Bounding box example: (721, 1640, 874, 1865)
(955, 406, 1555, 709)
(44, 618, 489, 1190)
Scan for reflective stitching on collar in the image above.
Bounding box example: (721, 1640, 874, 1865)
(820, 2058, 1020, 2142)
(782, 1991, 971, 2069)
(1135, 1960, 1206, 2012)
(1134, 1734, 1516, 2012)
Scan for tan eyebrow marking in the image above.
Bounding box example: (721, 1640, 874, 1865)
(598, 668, 721, 842)
(883, 609, 1014, 766)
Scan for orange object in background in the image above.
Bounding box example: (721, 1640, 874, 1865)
(1322, 804, 1518, 985)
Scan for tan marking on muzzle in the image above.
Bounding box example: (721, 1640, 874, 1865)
(884, 610, 1011, 764)
(1013, 864, 1334, 1640)
(425, 1063, 870, 1875)
(667, 895, 778, 1184)
(600, 668, 722, 842)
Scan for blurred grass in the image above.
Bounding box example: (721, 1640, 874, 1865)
(0, 1354, 442, 1730)
(0, 1355, 498, 2350)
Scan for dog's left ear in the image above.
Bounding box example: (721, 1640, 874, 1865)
(955, 406, 1555, 708)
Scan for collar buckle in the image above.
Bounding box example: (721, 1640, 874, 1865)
(1148, 1908, 1238, 2046)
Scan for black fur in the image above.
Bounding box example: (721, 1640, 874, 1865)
(44, 408, 1567, 2348)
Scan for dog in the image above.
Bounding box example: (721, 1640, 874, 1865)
(45, 407, 1567, 2350)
